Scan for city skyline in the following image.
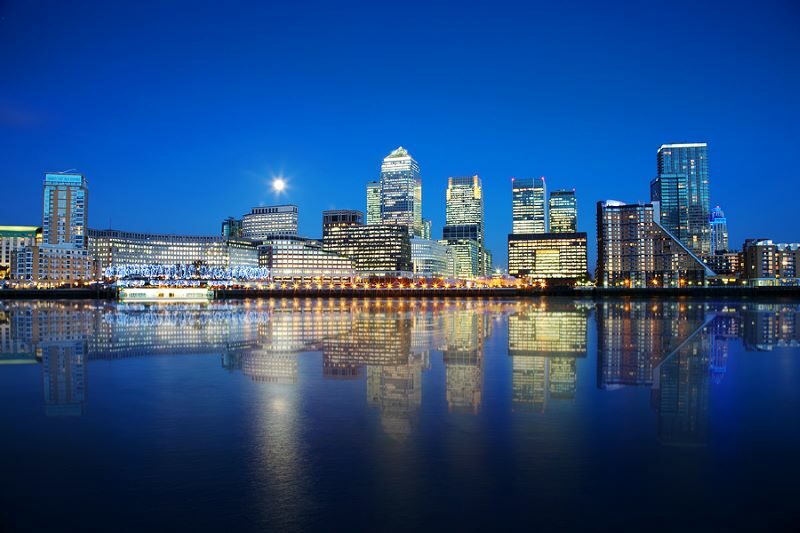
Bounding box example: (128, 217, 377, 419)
(2, 1, 799, 268)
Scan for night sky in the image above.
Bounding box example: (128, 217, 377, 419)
(2, 0, 799, 267)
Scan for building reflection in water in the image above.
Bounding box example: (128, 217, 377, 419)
(508, 300, 589, 412)
(1, 299, 798, 442)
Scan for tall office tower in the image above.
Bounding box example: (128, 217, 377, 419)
(657, 143, 710, 254)
(595, 200, 713, 288)
(443, 175, 487, 277)
(422, 218, 432, 240)
(241, 205, 298, 240)
(380, 147, 423, 237)
(512, 177, 546, 234)
(322, 209, 364, 237)
(366, 181, 381, 225)
(42, 172, 88, 247)
(710, 206, 729, 253)
(650, 173, 689, 242)
(548, 189, 578, 233)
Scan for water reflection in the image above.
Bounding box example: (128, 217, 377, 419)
(1, 299, 799, 445)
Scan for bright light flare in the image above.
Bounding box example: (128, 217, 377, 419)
(272, 177, 287, 194)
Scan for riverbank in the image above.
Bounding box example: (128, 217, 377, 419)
(2, 286, 800, 300)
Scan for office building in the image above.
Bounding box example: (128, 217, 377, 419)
(596, 200, 713, 287)
(704, 250, 743, 277)
(507, 232, 588, 283)
(380, 147, 423, 237)
(411, 238, 450, 278)
(323, 223, 412, 277)
(221, 217, 243, 239)
(657, 143, 710, 254)
(88, 229, 259, 277)
(442, 175, 489, 277)
(440, 239, 481, 280)
(42, 172, 88, 248)
(0, 226, 40, 279)
(710, 206, 729, 253)
(549, 189, 577, 233)
(422, 218, 432, 240)
(650, 173, 689, 243)
(258, 236, 354, 281)
(241, 205, 298, 239)
(366, 181, 381, 225)
(512, 177, 546, 234)
(742, 239, 800, 286)
(322, 210, 363, 237)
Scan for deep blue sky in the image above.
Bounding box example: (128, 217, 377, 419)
(2, 0, 799, 267)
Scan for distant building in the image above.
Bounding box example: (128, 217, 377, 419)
(322, 210, 363, 237)
(512, 177, 546, 234)
(742, 239, 800, 286)
(657, 143, 710, 254)
(548, 189, 577, 233)
(258, 236, 354, 282)
(595, 200, 713, 287)
(380, 147, 423, 237)
(507, 232, 588, 283)
(440, 239, 481, 280)
(704, 250, 743, 277)
(442, 175, 489, 277)
(241, 205, 298, 239)
(411, 238, 450, 278)
(0, 226, 40, 280)
(88, 229, 259, 277)
(42, 172, 88, 248)
(323, 223, 412, 277)
(221, 217, 243, 239)
(422, 218, 432, 240)
(710, 206, 729, 253)
(366, 181, 381, 225)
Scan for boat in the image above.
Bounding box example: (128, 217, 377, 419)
(118, 286, 213, 303)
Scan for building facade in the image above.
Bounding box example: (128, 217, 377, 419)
(710, 206, 729, 253)
(88, 229, 259, 277)
(221, 217, 243, 239)
(548, 189, 577, 233)
(596, 200, 713, 288)
(322, 223, 412, 277)
(512, 177, 546, 234)
(656, 143, 710, 254)
(322, 210, 364, 236)
(366, 181, 381, 225)
(380, 147, 423, 237)
(42, 172, 88, 248)
(742, 239, 800, 286)
(410, 238, 450, 278)
(507, 232, 588, 283)
(13, 245, 92, 285)
(443, 175, 488, 277)
(0, 226, 40, 280)
(241, 205, 298, 239)
(258, 236, 354, 282)
(650, 173, 689, 243)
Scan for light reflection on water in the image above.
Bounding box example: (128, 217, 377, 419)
(0, 298, 798, 530)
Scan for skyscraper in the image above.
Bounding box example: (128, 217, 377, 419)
(710, 206, 729, 253)
(366, 181, 381, 225)
(443, 175, 487, 277)
(380, 147, 423, 237)
(43, 172, 88, 247)
(650, 173, 689, 243)
(548, 189, 577, 233)
(656, 143, 710, 254)
(512, 177, 546, 234)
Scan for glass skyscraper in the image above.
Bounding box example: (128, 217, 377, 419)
(366, 181, 381, 225)
(43, 172, 88, 247)
(443, 175, 487, 277)
(512, 177, 546, 234)
(650, 173, 689, 242)
(656, 143, 710, 254)
(710, 206, 729, 253)
(380, 147, 422, 237)
(548, 189, 577, 233)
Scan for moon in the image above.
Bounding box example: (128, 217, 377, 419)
(272, 177, 287, 193)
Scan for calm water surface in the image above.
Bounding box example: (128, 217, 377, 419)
(1, 298, 798, 531)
